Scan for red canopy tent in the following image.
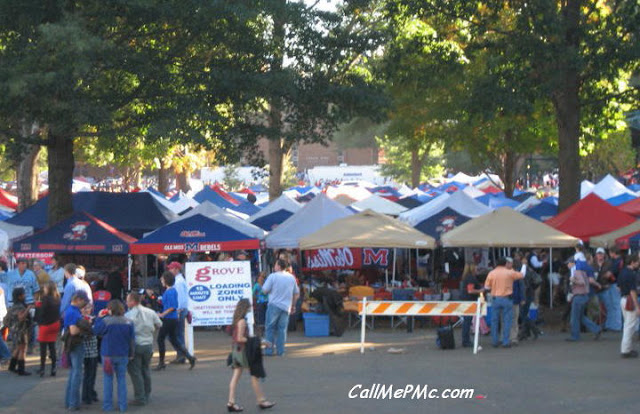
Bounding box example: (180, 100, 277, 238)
(617, 197, 640, 217)
(545, 193, 636, 241)
(0, 188, 17, 210)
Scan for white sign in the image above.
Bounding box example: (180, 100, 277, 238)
(185, 261, 254, 327)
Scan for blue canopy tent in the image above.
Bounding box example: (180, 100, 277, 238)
(541, 196, 559, 206)
(607, 193, 637, 206)
(395, 196, 424, 209)
(512, 192, 536, 202)
(131, 213, 260, 254)
(524, 202, 558, 221)
(192, 186, 260, 216)
(7, 192, 175, 238)
(251, 210, 295, 230)
(414, 207, 472, 239)
(627, 184, 640, 192)
(146, 186, 167, 199)
(13, 211, 136, 255)
(476, 194, 520, 209)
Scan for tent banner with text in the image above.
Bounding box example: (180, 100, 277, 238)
(302, 247, 391, 271)
(185, 261, 254, 327)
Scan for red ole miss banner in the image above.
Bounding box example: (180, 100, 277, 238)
(302, 247, 390, 271)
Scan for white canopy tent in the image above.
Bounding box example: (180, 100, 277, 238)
(265, 193, 353, 249)
(249, 194, 302, 222)
(350, 194, 408, 216)
(589, 174, 637, 199)
(398, 191, 492, 227)
(173, 201, 266, 239)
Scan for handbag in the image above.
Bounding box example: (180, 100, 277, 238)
(60, 351, 71, 369)
(103, 357, 114, 375)
(625, 296, 636, 311)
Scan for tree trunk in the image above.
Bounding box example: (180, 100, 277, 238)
(267, 0, 286, 202)
(47, 133, 74, 225)
(268, 137, 284, 201)
(157, 159, 168, 194)
(176, 171, 191, 193)
(16, 144, 41, 212)
(501, 129, 519, 198)
(410, 148, 422, 188)
(554, 0, 581, 212)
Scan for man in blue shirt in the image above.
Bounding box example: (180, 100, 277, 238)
(6, 259, 39, 306)
(60, 264, 93, 314)
(154, 272, 195, 370)
(64, 291, 90, 411)
(262, 259, 300, 356)
(167, 262, 189, 364)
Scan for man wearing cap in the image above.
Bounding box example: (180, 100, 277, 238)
(167, 261, 188, 364)
(594, 248, 622, 331)
(566, 257, 602, 342)
(484, 257, 524, 348)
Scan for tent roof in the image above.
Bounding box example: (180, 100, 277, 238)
(607, 193, 637, 206)
(591, 174, 637, 199)
(250, 210, 295, 231)
(6, 192, 175, 238)
(176, 201, 266, 239)
(442, 207, 579, 248)
(545, 193, 636, 240)
(395, 196, 424, 209)
(0, 188, 17, 210)
(265, 193, 353, 249)
(299, 209, 435, 250)
(169, 192, 199, 214)
(524, 202, 558, 221)
(590, 220, 640, 248)
(398, 191, 492, 227)
(192, 186, 261, 216)
(414, 207, 471, 239)
(476, 194, 520, 209)
(0, 221, 33, 242)
(131, 213, 260, 254)
(326, 185, 372, 203)
(13, 211, 136, 255)
(250, 194, 302, 222)
(515, 196, 541, 212)
(580, 180, 595, 198)
(462, 186, 485, 198)
(617, 197, 640, 217)
(351, 194, 408, 216)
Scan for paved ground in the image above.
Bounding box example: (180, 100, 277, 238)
(1, 320, 638, 414)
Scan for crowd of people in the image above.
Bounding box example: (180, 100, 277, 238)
(0, 260, 201, 411)
(1, 244, 639, 412)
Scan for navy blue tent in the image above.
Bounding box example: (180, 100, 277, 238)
(131, 214, 260, 254)
(414, 207, 471, 239)
(7, 192, 175, 238)
(512, 192, 535, 202)
(13, 211, 136, 254)
(192, 186, 260, 216)
(524, 202, 558, 221)
(250, 210, 295, 231)
(396, 196, 424, 209)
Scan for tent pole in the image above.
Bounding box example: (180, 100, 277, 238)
(127, 254, 132, 292)
(392, 248, 397, 285)
(258, 249, 262, 272)
(549, 247, 553, 309)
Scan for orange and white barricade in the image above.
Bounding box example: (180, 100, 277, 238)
(359, 297, 487, 354)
